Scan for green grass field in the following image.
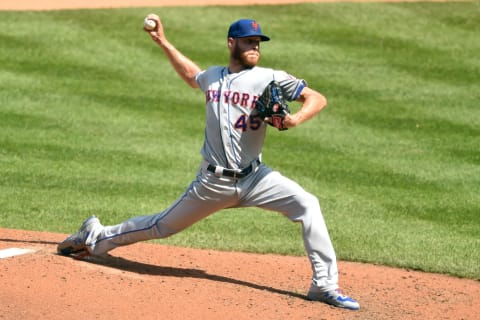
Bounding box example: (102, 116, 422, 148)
(1, 2, 478, 279)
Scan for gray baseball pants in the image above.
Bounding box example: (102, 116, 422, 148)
(85, 161, 339, 290)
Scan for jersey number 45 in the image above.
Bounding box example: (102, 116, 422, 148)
(234, 114, 262, 132)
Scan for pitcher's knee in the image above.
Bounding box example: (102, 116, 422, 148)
(299, 192, 321, 211)
(286, 192, 321, 221)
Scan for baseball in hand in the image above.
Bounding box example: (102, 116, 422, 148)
(144, 18, 157, 31)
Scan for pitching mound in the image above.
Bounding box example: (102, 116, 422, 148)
(0, 228, 478, 320)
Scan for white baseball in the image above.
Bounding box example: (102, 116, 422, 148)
(144, 18, 156, 31)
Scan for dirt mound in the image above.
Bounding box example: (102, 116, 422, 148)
(1, 228, 478, 320)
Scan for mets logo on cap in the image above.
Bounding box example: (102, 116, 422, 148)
(227, 19, 270, 41)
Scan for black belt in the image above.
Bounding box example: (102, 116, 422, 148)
(207, 160, 260, 179)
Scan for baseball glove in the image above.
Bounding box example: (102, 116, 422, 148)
(254, 80, 290, 130)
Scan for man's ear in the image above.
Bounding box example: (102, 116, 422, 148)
(227, 37, 235, 49)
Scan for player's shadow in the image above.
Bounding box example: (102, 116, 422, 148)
(84, 254, 306, 300)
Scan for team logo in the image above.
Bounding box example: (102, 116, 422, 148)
(272, 115, 283, 128)
(251, 21, 259, 31)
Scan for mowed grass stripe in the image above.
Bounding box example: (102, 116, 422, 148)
(0, 3, 478, 279)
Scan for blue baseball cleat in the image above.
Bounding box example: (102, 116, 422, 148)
(57, 215, 102, 256)
(307, 287, 360, 310)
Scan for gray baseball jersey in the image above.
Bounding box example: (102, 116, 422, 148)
(83, 66, 340, 291)
(197, 66, 305, 169)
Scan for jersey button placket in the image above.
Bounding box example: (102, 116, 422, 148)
(221, 75, 238, 169)
(220, 94, 232, 166)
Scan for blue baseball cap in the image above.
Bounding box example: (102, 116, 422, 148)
(227, 19, 270, 41)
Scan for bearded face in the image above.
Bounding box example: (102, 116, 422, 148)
(230, 37, 261, 69)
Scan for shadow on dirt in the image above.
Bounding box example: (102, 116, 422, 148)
(78, 253, 307, 300)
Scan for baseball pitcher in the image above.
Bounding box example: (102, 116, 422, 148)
(58, 15, 359, 310)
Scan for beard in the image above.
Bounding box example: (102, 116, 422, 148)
(232, 42, 259, 69)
